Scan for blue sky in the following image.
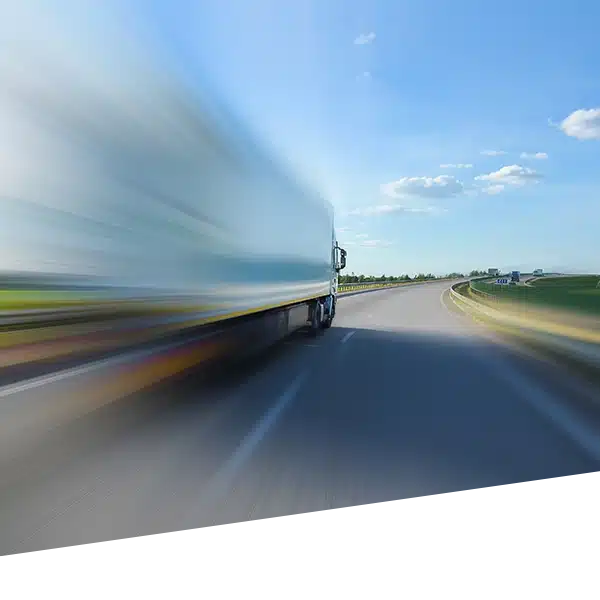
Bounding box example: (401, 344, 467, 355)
(3, 1, 598, 278)
(147, 0, 599, 277)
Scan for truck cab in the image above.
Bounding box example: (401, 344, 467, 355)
(315, 240, 346, 332)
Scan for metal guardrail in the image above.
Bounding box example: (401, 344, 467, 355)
(468, 279, 495, 300)
(339, 278, 454, 293)
(450, 283, 600, 370)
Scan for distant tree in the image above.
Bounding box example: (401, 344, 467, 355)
(340, 271, 458, 283)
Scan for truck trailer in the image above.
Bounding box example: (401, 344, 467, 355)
(0, 15, 348, 352)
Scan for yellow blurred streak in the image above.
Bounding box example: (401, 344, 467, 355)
(85, 341, 228, 406)
(1, 320, 210, 367)
(1, 321, 135, 349)
(1, 339, 231, 453)
(1, 294, 315, 367)
(453, 290, 600, 346)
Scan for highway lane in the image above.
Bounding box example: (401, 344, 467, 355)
(1, 281, 600, 555)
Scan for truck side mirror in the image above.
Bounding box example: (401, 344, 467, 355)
(338, 248, 347, 271)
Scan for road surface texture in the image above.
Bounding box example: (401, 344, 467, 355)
(1, 281, 600, 556)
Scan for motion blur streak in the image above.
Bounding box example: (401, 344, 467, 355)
(0, 334, 229, 472)
(2, 283, 600, 556)
(1, 2, 600, 559)
(0, 1, 334, 315)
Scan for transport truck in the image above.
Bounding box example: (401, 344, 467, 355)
(510, 271, 521, 283)
(0, 14, 348, 351)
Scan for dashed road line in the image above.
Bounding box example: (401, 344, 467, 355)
(341, 331, 356, 344)
(199, 371, 309, 506)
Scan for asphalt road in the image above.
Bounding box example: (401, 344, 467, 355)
(1, 281, 600, 556)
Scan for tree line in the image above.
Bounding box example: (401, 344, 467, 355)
(339, 270, 488, 284)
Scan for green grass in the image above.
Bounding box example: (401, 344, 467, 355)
(0, 290, 103, 310)
(530, 275, 600, 289)
(470, 276, 600, 317)
(450, 282, 600, 390)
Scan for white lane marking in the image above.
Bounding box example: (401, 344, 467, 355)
(201, 371, 308, 503)
(440, 286, 464, 318)
(340, 331, 356, 344)
(439, 287, 451, 313)
(440, 287, 479, 330)
(443, 286, 600, 461)
(478, 349, 600, 463)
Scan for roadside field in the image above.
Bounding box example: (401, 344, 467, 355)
(470, 275, 600, 317)
(530, 275, 600, 289)
(0, 290, 102, 310)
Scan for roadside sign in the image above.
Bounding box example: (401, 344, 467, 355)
(495, 278, 509, 285)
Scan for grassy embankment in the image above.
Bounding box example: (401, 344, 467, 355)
(469, 275, 600, 318)
(451, 277, 600, 388)
(0, 290, 101, 311)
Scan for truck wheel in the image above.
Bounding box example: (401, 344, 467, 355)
(321, 297, 335, 329)
(309, 301, 322, 335)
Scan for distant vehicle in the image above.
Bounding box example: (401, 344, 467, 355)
(533, 269, 543, 277)
(488, 268, 499, 276)
(510, 271, 520, 283)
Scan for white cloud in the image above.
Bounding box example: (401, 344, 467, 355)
(558, 108, 600, 140)
(359, 239, 392, 248)
(354, 32, 376, 45)
(347, 173, 465, 218)
(520, 152, 548, 160)
(475, 165, 542, 187)
(355, 233, 369, 238)
(481, 150, 507, 156)
(339, 236, 392, 247)
(440, 163, 473, 169)
(347, 204, 443, 217)
(381, 175, 464, 199)
(482, 184, 505, 195)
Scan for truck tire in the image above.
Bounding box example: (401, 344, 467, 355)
(321, 297, 335, 329)
(309, 300, 324, 335)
